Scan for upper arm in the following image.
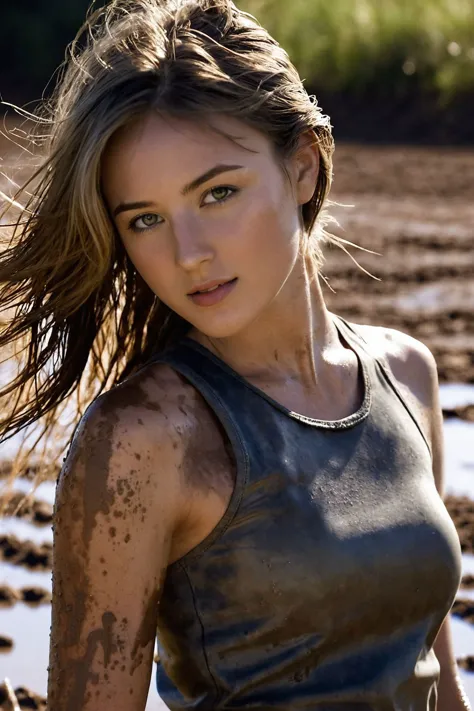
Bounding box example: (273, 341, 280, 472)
(48, 388, 182, 710)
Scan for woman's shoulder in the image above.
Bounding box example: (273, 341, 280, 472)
(64, 360, 201, 507)
(356, 320, 439, 457)
(356, 320, 438, 387)
(85, 359, 200, 445)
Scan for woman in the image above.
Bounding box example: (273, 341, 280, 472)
(0, 0, 468, 709)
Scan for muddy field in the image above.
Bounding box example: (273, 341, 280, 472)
(326, 143, 474, 384)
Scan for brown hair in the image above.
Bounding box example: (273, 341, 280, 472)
(0, 0, 360, 485)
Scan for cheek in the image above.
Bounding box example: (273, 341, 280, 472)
(120, 236, 175, 296)
(234, 191, 300, 267)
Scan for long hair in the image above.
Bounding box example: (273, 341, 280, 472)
(0, 0, 364, 488)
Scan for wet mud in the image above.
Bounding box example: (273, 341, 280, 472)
(0, 535, 53, 570)
(325, 144, 474, 385)
(0, 494, 52, 525)
(445, 497, 474, 555)
(0, 636, 13, 652)
(0, 683, 47, 710)
(0, 585, 51, 607)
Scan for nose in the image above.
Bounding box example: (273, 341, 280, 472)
(173, 217, 215, 272)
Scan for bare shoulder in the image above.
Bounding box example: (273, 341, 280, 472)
(48, 360, 204, 709)
(56, 359, 203, 563)
(356, 321, 439, 391)
(355, 321, 442, 480)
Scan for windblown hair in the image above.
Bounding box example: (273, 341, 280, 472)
(0, 0, 360, 483)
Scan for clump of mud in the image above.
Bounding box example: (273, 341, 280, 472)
(452, 599, 474, 625)
(461, 575, 474, 590)
(0, 636, 13, 652)
(443, 406, 474, 423)
(0, 535, 52, 570)
(458, 656, 474, 672)
(0, 586, 52, 608)
(445, 496, 474, 554)
(0, 586, 20, 608)
(0, 683, 47, 710)
(0, 494, 52, 526)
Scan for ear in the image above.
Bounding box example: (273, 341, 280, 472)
(288, 130, 320, 206)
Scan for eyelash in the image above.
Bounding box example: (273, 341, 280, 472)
(127, 185, 239, 233)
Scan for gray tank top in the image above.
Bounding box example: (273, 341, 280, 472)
(148, 312, 462, 710)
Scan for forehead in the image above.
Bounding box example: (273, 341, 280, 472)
(102, 111, 274, 180)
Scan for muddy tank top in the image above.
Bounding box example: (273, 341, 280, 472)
(148, 312, 462, 710)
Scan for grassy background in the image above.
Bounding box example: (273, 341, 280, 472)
(240, 0, 474, 99)
(1, 0, 474, 141)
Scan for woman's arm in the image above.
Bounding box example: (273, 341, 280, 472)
(47, 388, 183, 711)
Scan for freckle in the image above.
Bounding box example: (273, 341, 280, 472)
(137, 418, 144, 425)
(109, 527, 116, 538)
(130, 688, 133, 695)
(122, 664, 126, 671)
(113, 510, 124, 518)
(172, 441, 178, 450)
(122, 617, 128, 624)
(135, 453, 141, 461)
(124, 534, 131, 543)
(103, 570, 107, 576)
(99, 557, 105, 564)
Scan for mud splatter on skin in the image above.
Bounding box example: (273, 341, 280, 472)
(48, 368, 180, 705)
(180, 397, 236, 496)
(66, 612, 118, 711)
(81, 409, 119, 551)
(131, 568, 166, 675)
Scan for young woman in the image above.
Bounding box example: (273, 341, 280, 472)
(0, 0, 468, 709)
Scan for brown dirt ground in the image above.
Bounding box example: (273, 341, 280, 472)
(325, 143, 474, 384)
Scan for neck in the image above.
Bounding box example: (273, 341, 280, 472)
(190, 256, 343, 390)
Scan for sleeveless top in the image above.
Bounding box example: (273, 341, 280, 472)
(147, 312, 462, 711)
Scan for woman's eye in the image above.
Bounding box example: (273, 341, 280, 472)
(129, 213, 161, 231)
(202, 186, 237, 205)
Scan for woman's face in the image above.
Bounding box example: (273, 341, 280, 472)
(102, 112, 318, 339)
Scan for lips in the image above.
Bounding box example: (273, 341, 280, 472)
(187, 277, 238, 307)
(188, 277, 237, 295)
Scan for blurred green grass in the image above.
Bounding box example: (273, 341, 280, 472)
(241, 0, 474, 100)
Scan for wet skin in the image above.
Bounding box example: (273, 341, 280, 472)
(47, 362, 238, 710)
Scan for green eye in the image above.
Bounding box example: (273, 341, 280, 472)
(203, 186, 238, 205)
(130, 213, 161, 231)
(211, 187, 230, 200)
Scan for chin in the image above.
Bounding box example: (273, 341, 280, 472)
(188, 311, 252, 341)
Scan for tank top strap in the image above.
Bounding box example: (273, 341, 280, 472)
(332, 313, 433, 460)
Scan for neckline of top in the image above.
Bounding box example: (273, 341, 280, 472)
(180, 312, 372, 430)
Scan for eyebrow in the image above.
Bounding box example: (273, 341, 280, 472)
(112, 163, 244, 218)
